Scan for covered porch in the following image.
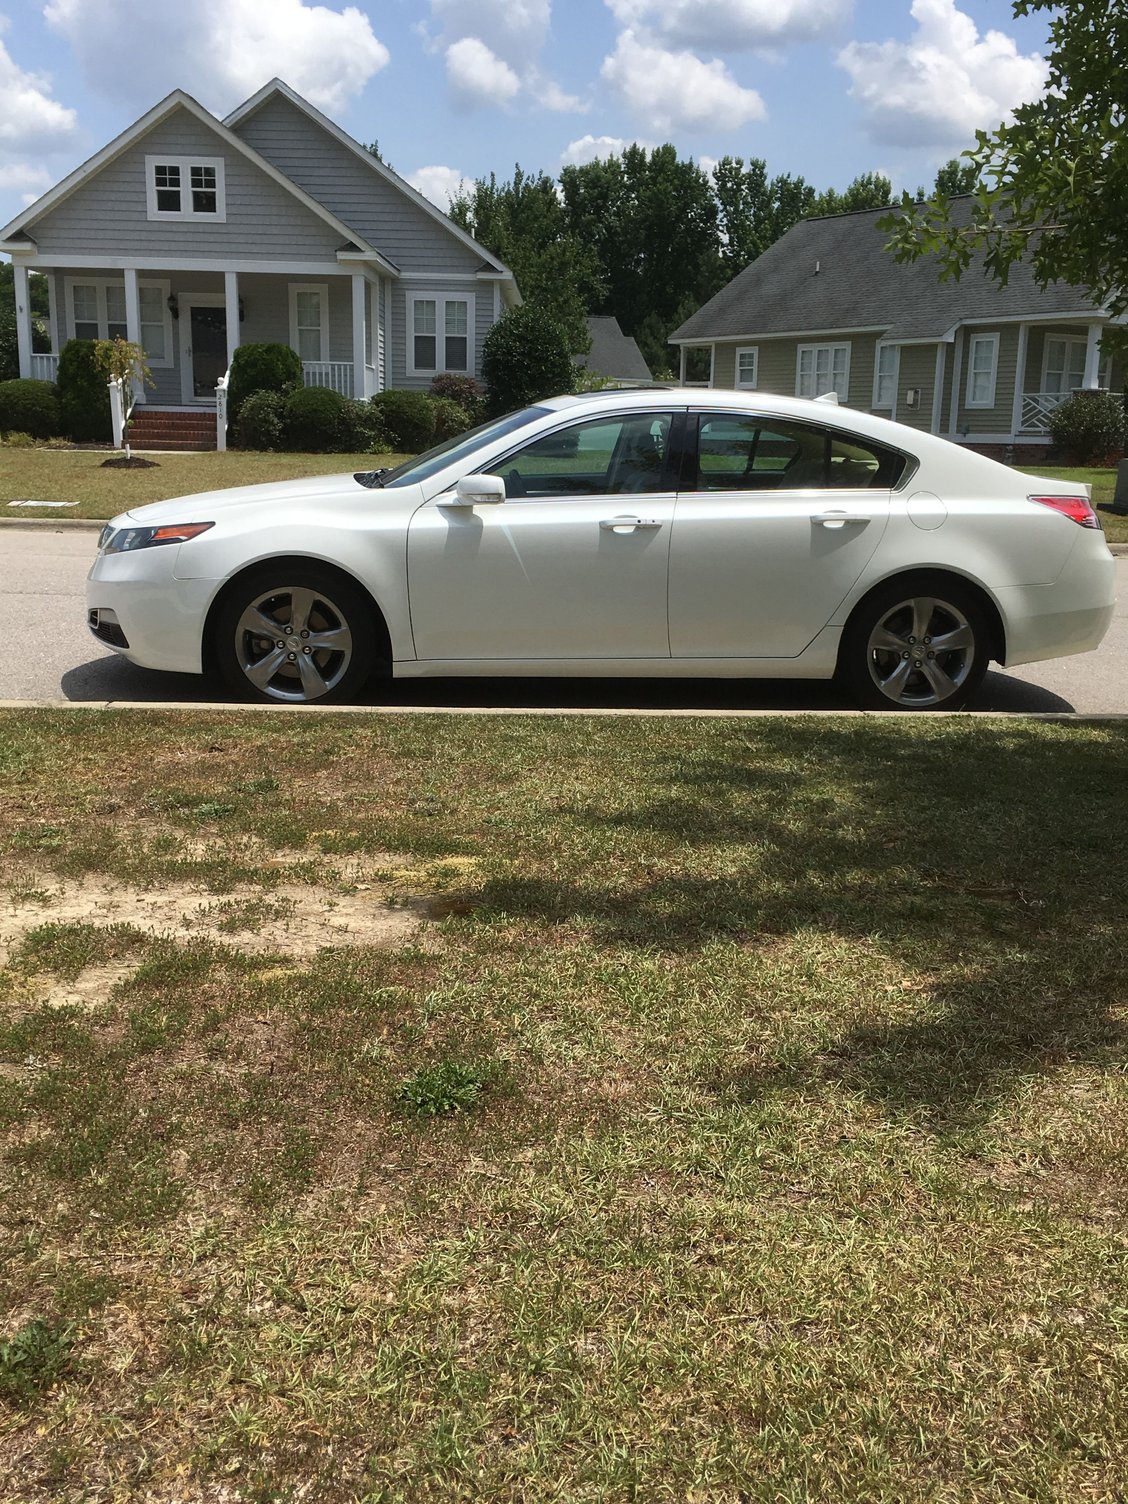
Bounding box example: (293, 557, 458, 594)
(1012, 319, 1119, 436)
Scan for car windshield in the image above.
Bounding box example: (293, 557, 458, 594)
(355, 406, 552, 490)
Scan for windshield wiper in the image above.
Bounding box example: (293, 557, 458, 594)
(354, 469, 388, 489)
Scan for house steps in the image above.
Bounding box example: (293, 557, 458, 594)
(129, 409, 218, 452)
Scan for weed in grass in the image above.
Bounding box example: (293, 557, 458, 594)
(398, 1058, 500, 1117)
(12, 921, 147, 982)
(0, 1317, 74, 1404)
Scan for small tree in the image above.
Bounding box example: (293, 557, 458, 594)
(94, 337, 153, 459)
(481, 304, 575, 417)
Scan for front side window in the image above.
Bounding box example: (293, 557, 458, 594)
(873, 344, 899, 408)
(966, 333, 999, 407)
(146, 156, 225, 220)
(289, 284, 328, 364)
(797, 342, 850, 401)
(488, 412, 673, 498)
(693, 412, 904, 491)
(411, 295, 474, 375)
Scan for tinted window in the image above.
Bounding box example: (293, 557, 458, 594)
(693, 413, 906, 491)
(489, 413, 673, 498)
(359, 407, 551, 489)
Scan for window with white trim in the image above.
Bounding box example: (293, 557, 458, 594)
(735, 346, 758, 389)
(410, 294, 474, 375)
(145, 155, 226, 221)
(797, 342, 850, 401)
(873, 343, 899, 408)
(66, 277, 173, 366)
(288, 284, 329, 364)
(965, 333, 1000, 408)
(1042, 336, 1087, 398)
(138, 281, 172, 366)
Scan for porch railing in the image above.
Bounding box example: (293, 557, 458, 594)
(31, 353, 59, 382)
(216, 370, 230, 453)
(303, 361, 354, 397)
(1020, 387, 1123, 433)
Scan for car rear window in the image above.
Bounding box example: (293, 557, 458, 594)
(693, 413, 907, 491)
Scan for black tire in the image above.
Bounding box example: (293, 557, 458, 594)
(213, 564, 379, 704)
(840, 574, 992, 711)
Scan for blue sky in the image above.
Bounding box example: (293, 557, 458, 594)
(0, 0, 1052, 232)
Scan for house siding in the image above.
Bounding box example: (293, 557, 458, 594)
(894, 345, 939, 434)
(950, 324, 1019, 435)
(389, 280, 485, 390)
(231, 95, 483, 275)
(710, 333, 883, 414)
(30, 106, 345, 262)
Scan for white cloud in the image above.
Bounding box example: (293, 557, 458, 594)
(429, 0, 550, 68)
(407, 164, 471, 211)
(559, 133, 654, 167)
(445, 36, 521, 110)
(0, 19, 76, 153)
(0, 162, 53, 193)
(605, 0, 850, 50)
(601, 29, 766, 134)
(838, 0, 1047, 149)
(43, 0, 389, 115)
(536, 77, 587, 113)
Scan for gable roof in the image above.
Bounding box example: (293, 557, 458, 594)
(671, 200, 1107, 346)
(224, 78, 513, 283)
(575, 316, 653, 381)
(0, 87, 398, 275)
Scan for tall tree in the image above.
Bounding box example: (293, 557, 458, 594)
(882, 0, 1127, 326)
(933, 157, 978, 196)
(809, 172, 894, 218)
(711, 157, 816, 272)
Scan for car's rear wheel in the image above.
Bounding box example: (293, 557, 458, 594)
(841, 577, 991, 711)
(214, 566, 376, 704)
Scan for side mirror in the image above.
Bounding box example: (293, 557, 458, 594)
(450, 473, 506, 506)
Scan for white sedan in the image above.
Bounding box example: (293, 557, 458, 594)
(87, 388, 1116, 711)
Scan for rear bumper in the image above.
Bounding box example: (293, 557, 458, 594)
(997, 541, 1116, 666)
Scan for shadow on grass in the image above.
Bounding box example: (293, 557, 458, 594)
(478, 720, 1128, 1128)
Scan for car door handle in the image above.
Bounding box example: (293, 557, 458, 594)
(814, 511, 868, 528)
(600, 515, 662, 532)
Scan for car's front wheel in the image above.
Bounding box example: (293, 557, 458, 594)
(841, 577, 992, 711)
(214, 566, 377, 704)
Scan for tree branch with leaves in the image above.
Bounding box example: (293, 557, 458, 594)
(94, 337, 153, 460)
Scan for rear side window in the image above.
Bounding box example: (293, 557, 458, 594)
(692, 413, 907, 491)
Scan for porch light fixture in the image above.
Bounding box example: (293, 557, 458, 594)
(167, 292, 179, 319)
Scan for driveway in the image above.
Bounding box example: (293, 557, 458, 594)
(4, 524, 1125, 713)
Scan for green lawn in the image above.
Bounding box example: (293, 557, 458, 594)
(2, 448, 1124, 541)
(2, 710, 1128, 1500)
(0, 449, 409, 521)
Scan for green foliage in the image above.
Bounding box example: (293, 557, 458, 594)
(1047, 390, 1127, 464)
(0, 304, 18, 383)
(430, 372, 484, 421)
(233, 389, 287, 450)
(336, 397, 389, 453)
(809, 172, 894, 218)
(94, 337, 153, 451)
(57, 340, 111, 443)
(397, 1058, 497, 1117)
(0, 266, 49, 382)
(0, 1318, 74, 1403)
(371, 388, 436, 451)
(881, 1, 1128, 333)
(282, 384, 349, 451)
(934, 157, 979, 197)
(227, 343, 303, 425)
(482, 303, 575, 416)
(430, 395, 473, 441)
(712, 156, 817, 273)
(0, 378, 60, 439)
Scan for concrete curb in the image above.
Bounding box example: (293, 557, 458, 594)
(0, 700, 1126, 721)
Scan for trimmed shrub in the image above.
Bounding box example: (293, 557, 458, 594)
(370, 389, 436, 452)
(283, 384, 349, 451)
(1047, 389, 1128, 464)
(233, 389, 287, 451)
(0, 378, 60, 439)
(482, 303, 575, 417)
(227, 343, 303, 425)
(57, 340, 111, 443)
(430, 395, 473, 442)
(336, 398, 389, 453)
(0, 305, 18, 383)
(430, 372, 483, 421)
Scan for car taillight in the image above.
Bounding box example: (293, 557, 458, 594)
(1029, 494, 1101, 529)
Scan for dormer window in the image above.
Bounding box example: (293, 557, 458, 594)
(146, 155, 225, 221)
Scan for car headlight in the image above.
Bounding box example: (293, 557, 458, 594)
(102, 522, 215, 553)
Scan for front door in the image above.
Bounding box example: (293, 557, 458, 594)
(407, 410, 677, 663)
(180, 300, 227, 402)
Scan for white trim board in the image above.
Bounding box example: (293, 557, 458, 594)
(6, 254, 369, 276)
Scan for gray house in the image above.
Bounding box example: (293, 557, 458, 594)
(671, 201, 1122, 458)
(0, 78, 518, 447)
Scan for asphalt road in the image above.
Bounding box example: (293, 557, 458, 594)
(3, 523, 1125, 713)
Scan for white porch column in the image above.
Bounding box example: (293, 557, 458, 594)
(931, 344, 946, 435)
(1011, 323, 1030, 438)
(46, 274, 59, 356)
(12, 263, 32, 378)
(224, 271, 240, 372)
(1083, 322, 1102, 389)
(948, 330, 964, 438)
(351, 274, 366, 401)
(123, 267, 142, 402)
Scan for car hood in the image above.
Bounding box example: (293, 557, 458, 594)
(122, 471, 395, 526)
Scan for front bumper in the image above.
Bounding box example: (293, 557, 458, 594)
(86, 543, 216, 675)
